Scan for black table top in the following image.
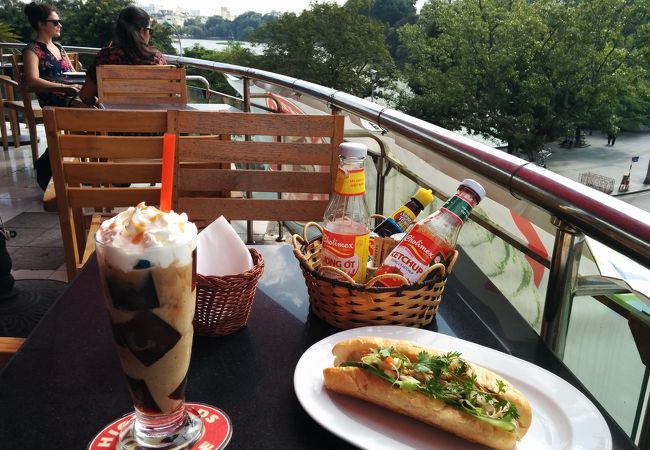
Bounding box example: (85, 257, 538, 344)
(0, 245, 636, 449)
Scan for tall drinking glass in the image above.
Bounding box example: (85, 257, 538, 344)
(94, 213, 203, 450)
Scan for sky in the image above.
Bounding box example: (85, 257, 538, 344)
(138, 0, 426, 18)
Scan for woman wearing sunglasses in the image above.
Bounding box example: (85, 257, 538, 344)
(79, 6, 167, 105)
(23, 2, 81, 108)
(23, 2, 83, 191)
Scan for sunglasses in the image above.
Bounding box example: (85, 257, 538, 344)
(46, 19, 63, 26)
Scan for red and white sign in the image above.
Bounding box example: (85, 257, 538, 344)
(88, 403, 232, 450)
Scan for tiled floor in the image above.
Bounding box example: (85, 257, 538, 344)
(0, 122, 68, 282)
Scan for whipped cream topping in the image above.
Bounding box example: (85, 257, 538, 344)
(96, 202, 197, 270)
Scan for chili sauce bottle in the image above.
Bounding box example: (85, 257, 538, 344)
(320, 142, 371, 282)
(374, 179, 485, 287)
(373, 187, 434, 237)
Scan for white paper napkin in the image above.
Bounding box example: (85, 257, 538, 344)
(197, 216, 254, 276)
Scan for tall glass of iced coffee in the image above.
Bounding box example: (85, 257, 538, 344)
(94, 202, 203, 449)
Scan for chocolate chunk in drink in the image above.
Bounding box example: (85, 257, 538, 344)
(113, 311, 181, 366)
(106, 270, 160, 310)
(169, 377, 187, 400)
(125, 375, 161, 414)
(134, 259, 151, 269)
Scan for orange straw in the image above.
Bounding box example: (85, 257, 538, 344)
(159, 132, 176, 212)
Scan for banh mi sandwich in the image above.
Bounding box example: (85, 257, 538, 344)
(323, 337, 532, 450)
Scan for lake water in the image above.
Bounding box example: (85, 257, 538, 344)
(178, 38, 264, 54)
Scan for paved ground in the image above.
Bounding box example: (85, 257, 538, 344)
(544, 129, 650, 211)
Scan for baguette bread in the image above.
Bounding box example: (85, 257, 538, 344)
(323, 337, 532, 450)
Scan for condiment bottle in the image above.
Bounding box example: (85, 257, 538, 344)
(320, 142, 371, 282)
(373, 187, 434, 237)
(374, 179, 485, 287)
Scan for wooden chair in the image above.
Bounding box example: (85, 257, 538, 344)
(170, 110, 344, 228)
(43, 107, 168, 280)
(0, 75, 24, 152)
(10, 54, 44, 164)
(97, 65, 187, 105)
(67, 52, 81, 71)
(10, 54, 76, 165)
(0, 337, 25, 369)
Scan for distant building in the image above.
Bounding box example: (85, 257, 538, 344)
(140, 4, 157, 15)
(220, 7, 232, 20)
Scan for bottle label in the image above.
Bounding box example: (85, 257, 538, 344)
(379, 225, 452, 284)
(334, 168, 365, 196)
(441, 192, 474, 223)
(321, 229, 369, 282)
(390, 205, 417, 230)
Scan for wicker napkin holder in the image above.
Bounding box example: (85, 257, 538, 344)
(194, 248, 264, 336)
(291, 223, 457, 330)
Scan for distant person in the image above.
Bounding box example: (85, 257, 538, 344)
(79, 6, 167, 105)
(23, 2, 83, 191)
(607, 126, 619, 146)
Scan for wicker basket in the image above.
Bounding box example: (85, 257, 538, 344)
(194, 248, 264, 336)
(292, 223, 457, 330)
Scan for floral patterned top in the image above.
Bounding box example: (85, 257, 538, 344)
(24, 41, 74, 107)
(86, 46, 167, 84)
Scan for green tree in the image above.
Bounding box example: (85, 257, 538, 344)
(399, 0, 650, 158)
(0, 21, 19, 42)
(54, 0, 133, 48)
(183, 42, 261, 96)
(252, 3, 394, 97)
(0, 0, 36, 42)
(232, 12, 264, 41)
(203, 15, 231, 39)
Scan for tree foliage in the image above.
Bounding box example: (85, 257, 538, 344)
(180, 12, 278, 41)
(0, 0, 34, 41)
(251, 3, 394, 97)
(398, 0, 650, 156)
(345, 0, 417, 67)
(183, 43, 260, 96)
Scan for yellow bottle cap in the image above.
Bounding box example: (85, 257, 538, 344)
(413, 188, 434, 207)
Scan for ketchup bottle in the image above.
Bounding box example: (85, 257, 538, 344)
(373, 187, 434, 237)
(320, 143, 370, 282)
(374, 179, 485, 287)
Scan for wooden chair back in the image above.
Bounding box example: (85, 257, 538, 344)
(97, 65, 187, 105)
(0, 75, 23, 152)
(9, 54, 42, 164)
(43, 107, 168, 280)
(67, 52, 81, 71)
(171, 110, 344, 227)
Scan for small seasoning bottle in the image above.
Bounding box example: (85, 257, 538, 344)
(373, 187, 434, 237)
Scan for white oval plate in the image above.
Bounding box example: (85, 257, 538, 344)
(294, 326, 612, 450)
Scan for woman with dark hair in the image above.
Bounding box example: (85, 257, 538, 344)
(22, 2, 81, 107)
(23, 2, 82, 191)
(79, 6, 167, 105)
